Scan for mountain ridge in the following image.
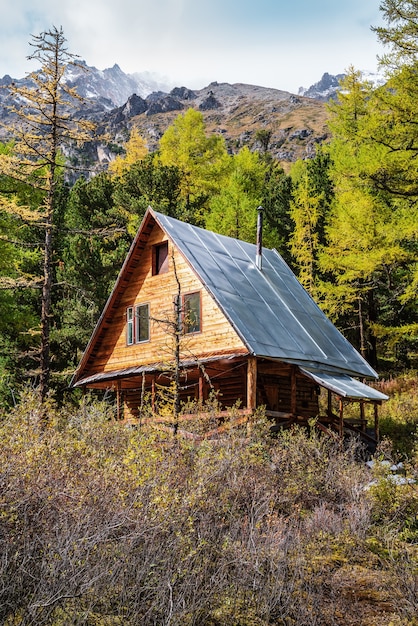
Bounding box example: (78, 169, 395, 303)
(0, 62, 362, 176)
(97, 81, 329, 166)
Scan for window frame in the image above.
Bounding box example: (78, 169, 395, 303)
(182, 291, 201, 335)
(134, 303, 150, 343)
(152, 241, 169, 276)
(126, 306, 134, 345)
(126, 303, 150, 345)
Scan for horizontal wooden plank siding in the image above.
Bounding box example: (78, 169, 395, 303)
(84, 222, 247, 378)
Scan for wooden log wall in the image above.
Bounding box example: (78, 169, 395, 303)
(122, 358, 322, 423)
(257, 360, 319, 418)
(123, 358, 249, 421)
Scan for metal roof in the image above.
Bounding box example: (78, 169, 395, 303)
(300, 368, 388, 401)
(73, 353, 245, 387)
(154, 210, 378, 380)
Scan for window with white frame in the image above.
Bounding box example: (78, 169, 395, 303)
(126, 303, 150, 344)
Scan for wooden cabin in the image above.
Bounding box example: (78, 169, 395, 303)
(71, 207, 388, 443)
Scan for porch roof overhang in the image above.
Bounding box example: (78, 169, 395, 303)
(300, 367, 389, 402)
(72, 352, 248, 388)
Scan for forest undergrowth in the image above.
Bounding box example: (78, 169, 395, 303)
(0, 377, 417, 626)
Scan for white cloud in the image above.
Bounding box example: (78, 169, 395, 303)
(0, 0, 385, 93)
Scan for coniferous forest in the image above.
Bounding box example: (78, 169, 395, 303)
(0, 2, 417, 624)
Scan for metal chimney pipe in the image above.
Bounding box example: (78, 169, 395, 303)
(256, 206, 264, 270)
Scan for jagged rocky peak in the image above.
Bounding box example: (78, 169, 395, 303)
(170, 86, 196, 100)
(104, 63, 124, 76)
(61, 61, 171, 108)
(298, 72, 345, 101)
(121, 94, 148, 116)
(299, 70, 386, 101)
(102, 93, 148, 126)
(199, 90, 221, 111)
(146, 95, 184, 116)
(0, 74, 13, 86)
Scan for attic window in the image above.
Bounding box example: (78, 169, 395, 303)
(152, 241, 169, 275)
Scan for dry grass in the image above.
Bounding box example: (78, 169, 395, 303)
(0, 388, 416, 625)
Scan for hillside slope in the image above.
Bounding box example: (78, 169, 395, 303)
(100, 81, 329, 168)
(0, 62, 330, 175)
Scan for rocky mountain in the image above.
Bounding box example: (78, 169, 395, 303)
(0, 62, 335, 177)
(298, 72, 346, 101)
(299, 70, 386, 101)
(0, 61, 170, 124)
(62, 61, 171, 108)
(97, 82, 329, 168)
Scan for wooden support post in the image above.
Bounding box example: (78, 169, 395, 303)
(360, 401, 365, 432)
(247, 356, 257, 411)
(291, 366, 297, 416)
(139, 371, 146, 423)
(339, 398, 344, 438)
(116, 381, 122, 421)
(151, 376, 156, 412)
(374, 403, 379, 443)
(82, 386, 87, 420)
(327, 389, 332, 419)
(199, 375, 204, 404)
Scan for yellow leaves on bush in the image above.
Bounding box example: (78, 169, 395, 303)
(0, 393, 417, 625)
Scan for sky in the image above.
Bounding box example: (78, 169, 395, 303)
(0, 0, 385, 94)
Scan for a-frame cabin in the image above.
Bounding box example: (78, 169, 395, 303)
(71, 208, 387, 443)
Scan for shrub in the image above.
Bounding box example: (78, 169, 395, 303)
(0, 391, 416, 625)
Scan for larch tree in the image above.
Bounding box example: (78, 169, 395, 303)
(289, 150, 334, 296)
(372, 0, 418, 66)
(322, 63, 418, 367)
(0, 26, 94, 403)
(205, 146, 267, 242)
(369, 1, 418, 363)
(158, 108, 229, 224)
(108, 128, 148, 178)
(320, 70, 391, 365)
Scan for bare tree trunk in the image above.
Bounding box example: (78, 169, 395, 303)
(173, 260, 182, 435)
(39, 216, 53, 402)
(39, 47, 59, 403)
(358, 294, 366, 359)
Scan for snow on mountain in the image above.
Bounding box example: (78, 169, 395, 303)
(360, 70, 386, 88)
(62, 61, 172, 108)
(299, 70, 386, 101)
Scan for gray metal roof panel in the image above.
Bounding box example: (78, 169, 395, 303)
(154, 211, 378, 379)
(74, 353, 247, 387)
(300, 368, 389, 401)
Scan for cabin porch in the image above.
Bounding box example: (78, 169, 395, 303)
(79, 355, 385, 446)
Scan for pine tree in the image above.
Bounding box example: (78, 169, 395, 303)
(289, 150, 334, 295)
(258, 159, 293, 263)
(112, 153, 183, 233)
(0, 26, 93, 403)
